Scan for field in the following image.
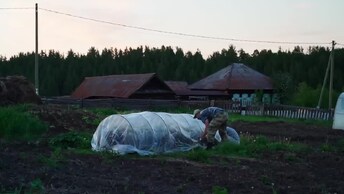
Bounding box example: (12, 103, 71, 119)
(1, 104, 344, 194)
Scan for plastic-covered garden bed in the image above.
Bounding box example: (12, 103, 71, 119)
(91, 111, 240, 155)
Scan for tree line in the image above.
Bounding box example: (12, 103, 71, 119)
(0, 45, 343, 108)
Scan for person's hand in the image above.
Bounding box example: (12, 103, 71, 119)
(199, 137, 207, 146)
(205, 119, 209, 128)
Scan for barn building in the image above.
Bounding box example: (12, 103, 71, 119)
(71, 73, 175, 99)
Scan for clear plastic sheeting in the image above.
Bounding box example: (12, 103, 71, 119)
(91, 111, 240, 155)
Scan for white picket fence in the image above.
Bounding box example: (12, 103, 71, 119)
(213, 101, 334, 121)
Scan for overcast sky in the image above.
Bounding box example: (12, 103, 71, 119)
(1, 0, 343, 58)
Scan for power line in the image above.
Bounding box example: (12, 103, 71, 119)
(0, 7, 34, 10)
(39, 7, 331, 46)
(1, 6, 339, 47)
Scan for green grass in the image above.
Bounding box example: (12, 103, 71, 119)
(167, 135, 309, 163)
(150, 106, 195, 114)
(87, 107, 133, 117)
(48, 131, 92, 149)
(150, 107, 331, 128)
(86, 107, 333, 128)
(184, 149, 211, 163)
(0, 105, 48, 141)
(87, 107, 196, 118)
(1, 178, 45, 194)
(47, 131, 98, 156)
(320, 138, 344, 153)
(42, 131, 94, 167)
(212, 186, 229, 194)
(29, 179, 45, 193)
(229, 113, 332, 127)
(215, 135, 309, 157)
(38, 147, 64, 167)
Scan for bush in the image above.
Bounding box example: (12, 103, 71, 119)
(49, 132, 92, 149)
(291, 82, 340, 108)
(0, 106, 47, 141)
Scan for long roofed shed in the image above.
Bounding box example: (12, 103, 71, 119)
(71, 73, 175, 99)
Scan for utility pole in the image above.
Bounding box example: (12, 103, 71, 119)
(35, 3, 39, 95)
(329, 40, 336, 109)
(317, 40, 336, 109)
(317, 54, 331, 109)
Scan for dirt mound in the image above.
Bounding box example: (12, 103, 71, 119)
(0, 75, 42, 106)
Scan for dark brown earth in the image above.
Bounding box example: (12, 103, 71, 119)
(0, 76, 42, 106)
(1, 104, 344, 194)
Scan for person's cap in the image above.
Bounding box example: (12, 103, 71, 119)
(193, 109, 201, 118)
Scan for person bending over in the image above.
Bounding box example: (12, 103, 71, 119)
(193, 107, 228, 149)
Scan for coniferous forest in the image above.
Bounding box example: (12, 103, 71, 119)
(0, 45, 343, 108)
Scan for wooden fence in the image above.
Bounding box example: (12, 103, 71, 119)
(249, 104, 334, 120)
(42, 98, 334, 121)
(213, 100, 334, 120)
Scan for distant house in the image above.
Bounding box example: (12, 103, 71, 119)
(188, 63, 276, 105)
(71, 73, 175, 99)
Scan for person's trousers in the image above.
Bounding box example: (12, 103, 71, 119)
(207, 112, 228, 143)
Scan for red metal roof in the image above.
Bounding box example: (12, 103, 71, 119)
(165, 81, 190, 95)
(165, 81, 226, 96)
(71, 73, 171, 99)
(188, 63, 274, 90)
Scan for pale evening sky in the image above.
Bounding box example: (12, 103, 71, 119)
(1, 0, 343, 59)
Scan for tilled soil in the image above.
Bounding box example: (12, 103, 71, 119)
(1, 105, 344, 194)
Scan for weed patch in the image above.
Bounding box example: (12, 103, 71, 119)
(39, 147, 64, 167)
(212, 186, 229, 194)
(168, 135, 310, 163)
(0, 106, 47, 141)
(48, 131, 92, 149)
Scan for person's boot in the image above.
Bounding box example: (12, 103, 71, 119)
(219, 126, 228, 141)
(206, 141, 218, 150)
